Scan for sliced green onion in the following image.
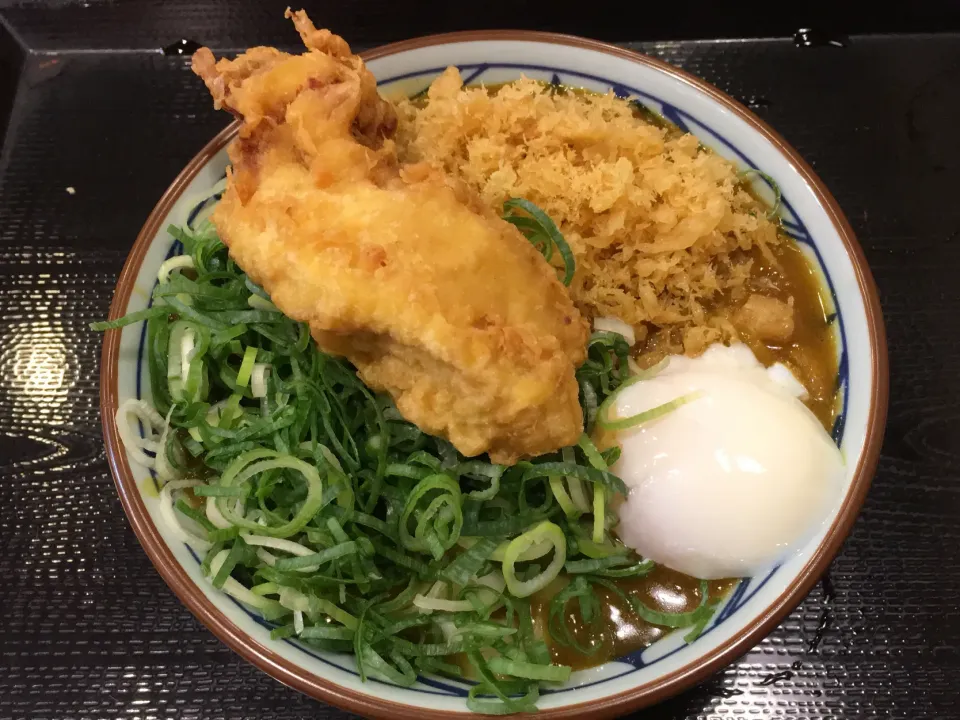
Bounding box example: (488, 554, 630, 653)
(456, 621, 516, 640)
(408, 451, 442, 470)
(250, 582, 279, 596)
(377, 578, 420, 614)
(358, 644, 417, 686)
(597, 393, 699, 432)
(206, 547, 285, 620)
(577, 434, 608, 471)
(273, 541, 357, 570)
(563, 447, 591, 514)
(592, 559, 656, 578)
(521, 461, 626, 497)
(459, 535, 554, 565)
(597, 576, 714, 629)
(413, 594, 474, 613)
(313, 598, 359, 629)
(466, 682, 540, 715)
(417, 653, 463, 674)
(373, 615, 435, 641)
(114, 398, 166, 468)
(250, 363, 271, 398)
(459, 461, 505, 501)
(593, 316, 635, 346)
(503, 198, 576, 286)
(235, 345, 258, 388)
(467, 651, 540, 714)
(215, 449, 324, 538)
(191, 485, 248, 498)
(158, 255, 195, 283)
(487, 656, 571, 683)
(739, 168, 783, 218)
(502, 521, 566, 598)
(564, 555, 634, 574)
(579, 379, 599, 432)
(240, 532, 317, 561)
(398, 473, 462, 559)
(684, 612, 711, 643)
(631, 579, 713, 628)
(592, 484, 605, 544)
(161, 482, 213, 550)
(548, 576, 601, 655)
(89, 305, 171, 331)
(248, 294, 279, 311)
(271, 624, 296, 641)
(218, 393, 243, 430)
(575, 534, 627, 559)
(205, 495, 232, 530)
(299, 625, 355, 641)
(211, 538, 246, 588)
(549, 476, 579, 518)
(385, 462, 431, 480)
(442, 536, 498, 585)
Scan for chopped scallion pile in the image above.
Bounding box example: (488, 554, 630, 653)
(93, 198, 723, 713)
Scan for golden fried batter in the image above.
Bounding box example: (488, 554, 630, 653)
(192, 11, 588, 463)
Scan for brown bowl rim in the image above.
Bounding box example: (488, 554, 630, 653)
(99, 28, 889, 720)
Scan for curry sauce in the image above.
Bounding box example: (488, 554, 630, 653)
(531, 568, 738, 669)
(743, 240, 839, 431)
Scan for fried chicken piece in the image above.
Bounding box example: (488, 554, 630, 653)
(191, 11, 588, 464)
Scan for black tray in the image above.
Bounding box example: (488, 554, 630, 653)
(0, 3, 956, 718)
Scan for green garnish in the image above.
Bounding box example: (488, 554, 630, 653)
(739, 168, 782, 218)
(502, 521, 567, 598)
(502, 197, 576, 286)
(99, 209, 724, 714)
(594, 359, 698, 431)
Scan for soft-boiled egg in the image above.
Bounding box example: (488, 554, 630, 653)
(612, 343, 843, 579)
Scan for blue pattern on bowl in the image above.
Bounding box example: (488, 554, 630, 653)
(133, 61, 848, 697)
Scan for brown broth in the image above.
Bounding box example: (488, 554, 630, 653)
(742, 240, 839, 430)
(530, 568, 738, 669)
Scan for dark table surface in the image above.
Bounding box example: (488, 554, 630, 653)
(1, 2, 958, 718)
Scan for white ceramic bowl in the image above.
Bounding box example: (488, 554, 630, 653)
(100, 31, 888, 720)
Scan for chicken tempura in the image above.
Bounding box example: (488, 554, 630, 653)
(191, 10, 588, 463)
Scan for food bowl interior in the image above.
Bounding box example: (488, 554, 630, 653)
(104, 34, 883, 718)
